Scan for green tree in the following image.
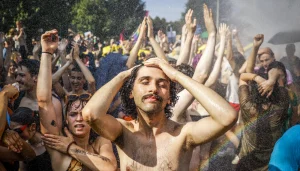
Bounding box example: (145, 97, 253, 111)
(71, 0, 146, 40)
(182, 0, 232, 32)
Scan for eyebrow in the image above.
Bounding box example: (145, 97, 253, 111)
(138, 76, 150, 81)
(138, 76, 169, 83)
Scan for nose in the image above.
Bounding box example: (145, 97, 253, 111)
(16, 75, 21, 82)
(76, 113, 84, 121)
(148, 81, 158, 94)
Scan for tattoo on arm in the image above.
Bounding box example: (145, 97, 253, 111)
(51, 120, 56, 127)
(71, 148, 110, 162)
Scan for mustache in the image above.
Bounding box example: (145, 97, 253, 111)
(142, 94, 163, 102)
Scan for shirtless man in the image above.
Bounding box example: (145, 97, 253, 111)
(82, 56, 237, 170)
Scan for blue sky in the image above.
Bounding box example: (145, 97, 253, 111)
(143, 0, 188, 22)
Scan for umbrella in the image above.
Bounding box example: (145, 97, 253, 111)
(268, 30, 300, 45)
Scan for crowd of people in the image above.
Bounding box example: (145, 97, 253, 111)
(0, 3, 300, 171)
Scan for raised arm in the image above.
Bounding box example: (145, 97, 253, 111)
(144, 58, 237, 145)
(180, 25, 188, 56)
(171, 4, 217, 121)
(126, 18, 147, 69)
(258, 68, 283, 97)
(52, 54, 73, 84)
(146, 16, 168, 61)
(4, 40, 12, 70)
(246, 34, 264, 73)
(193, 4, 216, 82)
(205, 23, 228, 87)
(225, 31, 235, 69)
(37, 29, 60, 135)
(232, 29, 245, 55)
(239, 72, 266, 86)
(176, 9, 197, 66)
(32, 42, 41, 60)
(73, 44, 96, 94)
(82, 68, 133, 141)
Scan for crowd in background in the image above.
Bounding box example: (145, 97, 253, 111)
(0, 3, 300, 171)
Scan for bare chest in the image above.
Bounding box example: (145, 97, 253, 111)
(117, 133, 192, 171)
(19, 97, 38, 111)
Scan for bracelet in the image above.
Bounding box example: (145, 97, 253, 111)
(66, 141, 76, 155)
(42, 52, 53, 55)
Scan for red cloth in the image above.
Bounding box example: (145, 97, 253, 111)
(229, 102, 240, 112)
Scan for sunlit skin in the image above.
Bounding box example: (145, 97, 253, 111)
(115, 67, 193, 170)
(259, 54, 275, 71)
(69, 71, 86, 94)
(16, 66, 36, 92)
(131, 67, 171, 118)
(66, 100, 91, 138)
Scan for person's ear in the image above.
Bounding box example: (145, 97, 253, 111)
(33, 75, 38, 83)
(129, 91, 133, 99)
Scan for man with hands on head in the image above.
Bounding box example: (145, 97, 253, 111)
(37, 29, 117, 171)
(82, 49, 237, 170)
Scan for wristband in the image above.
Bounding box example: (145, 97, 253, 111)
(42, 52, 53, 55)
(66, 141, 76, 155)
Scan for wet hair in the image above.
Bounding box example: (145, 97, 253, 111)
(120, 65, 178, 119)
(64, 100, 98, 144)
(71, 64, 82, 73)
(11, 107, 36, 125)
(174, 64, 195, 94)
(249, 61, 287, 106)
(18, 59, 40, 76)
(232, 49, 246, 76)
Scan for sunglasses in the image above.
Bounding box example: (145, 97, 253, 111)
(66, 93, 92, 102)
(13, 125, 27, 134)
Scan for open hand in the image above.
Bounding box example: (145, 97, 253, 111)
(146, 16, 154, 38)
(41, 29, 59, 54)
(71, 42, 80, 60)
(219, 23, 229, 37)
(144, 58, 178, 82)
(185, 9, 197, 34)
(203, 4, 216, 34)
(2, 130, 23, 153)
(258, 79, 274, 97)
(42, 127, 74, 154)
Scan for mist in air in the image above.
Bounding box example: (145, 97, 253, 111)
(228, 0, 300, 58)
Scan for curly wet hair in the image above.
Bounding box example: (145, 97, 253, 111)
(120, 65, 179, 119)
